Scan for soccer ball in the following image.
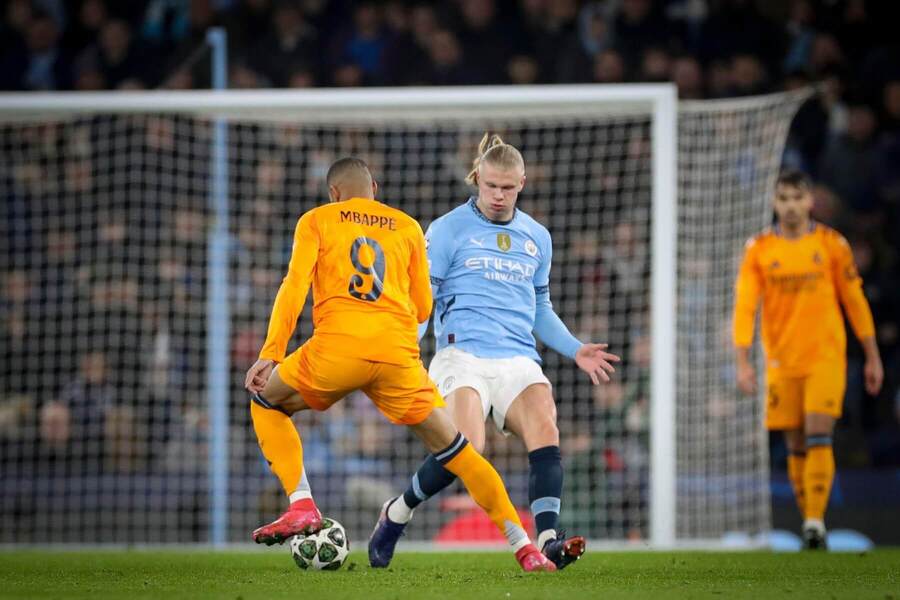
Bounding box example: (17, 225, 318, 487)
(289, 518, 350, 571)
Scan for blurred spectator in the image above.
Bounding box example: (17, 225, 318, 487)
(672, 55, 704, 99)
(93, 19, 148, 89)
(699, 0, 785, 73)
(62, 0, 108, 54)
(880, 80, 900, 133)
(332, 63, 364, 88)
(577, 2, 613, 59)
(706, 58, 732, 98)
(612, 0, 676, 69)
(453, 0, 511, 84)
(834, 0, 877, 65)
(639, 47, 672, 83)
(1, 0, 33, 57)
(230, 61, 270, 88)
(381, 3, 435, 85)
(782, 0, 816, 75)
(248, 1, 317, 87)
(819, 102, 879, 213)
(0, 270, 38, 397)
(330, 2, 389, 85)
(807, 33, 846, 79)
(0, 11, 72, 90)
(525, 0, 583, 83)
(41, 351, 113, 460)
(221, 0, 273, 56)
(506, 55, 539, 85)
(593, 49, 626, 84)
(425, 29, 468, 86)
(286, 63, 315, 88)
(140, 0, 191, 49)
(729, 53, 769, 96)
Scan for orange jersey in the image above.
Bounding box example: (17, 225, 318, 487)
(259, 197, 432, 366)
(732, 222, 875, 376)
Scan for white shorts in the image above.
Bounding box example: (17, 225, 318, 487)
(427, 346, 552, 434)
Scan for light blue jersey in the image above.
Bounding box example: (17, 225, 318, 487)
(426, 197, 582, 362)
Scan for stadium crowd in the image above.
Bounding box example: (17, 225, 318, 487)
(1, 0, 899, 542)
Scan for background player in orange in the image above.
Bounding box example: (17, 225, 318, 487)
(733, 169, 884, 549)
(243, 157, 554, 571)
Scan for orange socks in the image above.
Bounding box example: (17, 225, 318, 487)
(438, 434, 529, 550)
(787, 452, 807, 516)
(803, 435, 835, 521)
(250, 394, 311, 501)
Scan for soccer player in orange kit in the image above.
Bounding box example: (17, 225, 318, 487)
(733, 169, 884, 549)
(243, 157, 554, 571)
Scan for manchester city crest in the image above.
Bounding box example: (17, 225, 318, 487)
(497, 233, 511, 252)
(524, 239, 538, 256)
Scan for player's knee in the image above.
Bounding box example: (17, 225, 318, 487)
(526, 412, 559, 447)
(250, 391, 293, 416)
(468, 433, 486, 454)
(804, 413, 834, 437)
(457, 422, 485, 453)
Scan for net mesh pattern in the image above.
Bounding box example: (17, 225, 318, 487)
(0, 91, 806, 544)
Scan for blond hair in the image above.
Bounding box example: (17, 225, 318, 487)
(465, 132, 525, 186)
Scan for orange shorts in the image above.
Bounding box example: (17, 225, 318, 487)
(275, 337, 444, 425)
(765, 361, 846, 430)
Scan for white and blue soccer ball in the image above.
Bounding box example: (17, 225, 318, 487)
(289, 518, 350, 571)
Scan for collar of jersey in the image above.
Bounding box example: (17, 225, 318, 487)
(468, 196, 517, 226)
(773, 220, 816, 238)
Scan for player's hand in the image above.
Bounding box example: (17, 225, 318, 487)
(575, 343, 620, 385)
(736, 361, 757, 395)
(245, 358, 275, 394)
(864, 355, 884, 396)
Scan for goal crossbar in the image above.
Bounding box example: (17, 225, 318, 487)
(0, 83, 681, 548)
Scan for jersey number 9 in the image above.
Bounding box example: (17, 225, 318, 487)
(348, 237, 385, 302)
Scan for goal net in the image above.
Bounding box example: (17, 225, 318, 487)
(0, 86, 807, 546)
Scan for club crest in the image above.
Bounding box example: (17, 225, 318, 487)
(524, 239, 538, 256)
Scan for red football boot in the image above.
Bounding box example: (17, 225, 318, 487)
(515, 543, 557, 572)
(252, 498, 322, 545)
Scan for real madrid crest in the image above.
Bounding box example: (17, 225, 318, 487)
(524, 239, 538, 256)
(497, 233, 511, 252)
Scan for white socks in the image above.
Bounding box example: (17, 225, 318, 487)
(387, 496, 415, 524)
(537, 528, 557, 550)
(803, 518, 825, 533)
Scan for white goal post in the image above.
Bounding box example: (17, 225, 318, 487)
(0, 84, 807, 548)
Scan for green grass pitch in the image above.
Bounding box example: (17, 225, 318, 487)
(1, 549, 898, 600)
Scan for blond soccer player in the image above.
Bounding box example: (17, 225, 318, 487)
(733, 169, 884, 549)
(244, 157, 554, 571)
(368, 134, 619, 569)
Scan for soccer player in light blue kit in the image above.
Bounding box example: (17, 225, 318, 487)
(369, 133, 620, 569)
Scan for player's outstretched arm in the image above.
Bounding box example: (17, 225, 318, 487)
(574, 343, 621, 385)
(531, 233, 619, 382)
(532, 288, 620, 383)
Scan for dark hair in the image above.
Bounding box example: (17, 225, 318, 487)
(776, 168, 812, 190)
(326, 157, 370, 186)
